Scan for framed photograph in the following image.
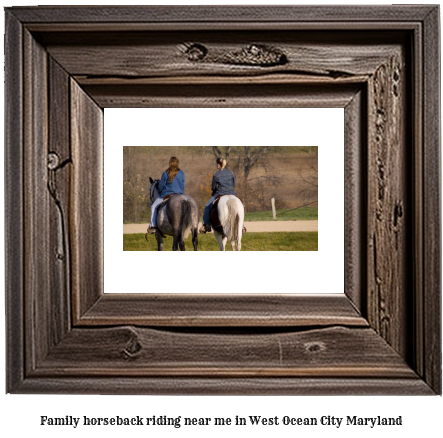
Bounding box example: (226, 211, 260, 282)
(121, 145, 319, 252)
(5, 5, 440, 394)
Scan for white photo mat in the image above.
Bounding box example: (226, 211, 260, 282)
(104, 108, 344, 294)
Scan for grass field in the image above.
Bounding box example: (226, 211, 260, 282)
(124, 232, 318, 251)
(245, 206, 317, 221)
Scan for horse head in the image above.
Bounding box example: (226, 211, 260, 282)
(149, 177, 160, 203)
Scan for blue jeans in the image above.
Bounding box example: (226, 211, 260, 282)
(150, 197, 164, 226)
(202, 196, 216, 225)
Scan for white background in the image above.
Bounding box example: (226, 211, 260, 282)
(105, 108, 344, 294)
(1, 1, 442, 438)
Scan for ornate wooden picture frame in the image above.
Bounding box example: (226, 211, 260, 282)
(5, 6, 441, 394)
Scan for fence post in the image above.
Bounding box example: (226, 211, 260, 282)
(271, 198, 276, 220)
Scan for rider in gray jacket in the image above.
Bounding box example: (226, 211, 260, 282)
(200, 158, 246, 234)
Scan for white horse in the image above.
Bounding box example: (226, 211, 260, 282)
(210, 195, 245, 251)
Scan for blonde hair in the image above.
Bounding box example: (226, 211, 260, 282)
(216, 157, 227, 170)
(166, 156, 180, 183)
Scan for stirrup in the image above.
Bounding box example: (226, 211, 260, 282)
(199, 224, 211, 234)
(242, 226, 247, 233)
(146, 226, 157, 234)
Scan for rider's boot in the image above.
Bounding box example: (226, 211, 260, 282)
(146, 225, 157, 234)
(199, 224, 212, 234)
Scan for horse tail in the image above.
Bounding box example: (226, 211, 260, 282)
(226, 198, 240, 242)
(178, 199, 193, 240)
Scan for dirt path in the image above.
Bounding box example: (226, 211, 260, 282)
(123, 221, 318, 234)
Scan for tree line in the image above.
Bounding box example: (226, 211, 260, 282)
(123, 146, 318, 223)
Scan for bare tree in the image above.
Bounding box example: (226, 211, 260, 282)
(243, 146, 270, 179)
(297, 155, 318, 205)
(210, 146, 281, 211)
(211, 146, 231, 164)
(211, 146, 270, 179)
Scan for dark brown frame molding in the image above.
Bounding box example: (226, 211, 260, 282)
(5, 6, 441, 394)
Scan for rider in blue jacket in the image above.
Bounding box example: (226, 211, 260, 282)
(200, 157, 246, 234)
(147, 157, 185, 233)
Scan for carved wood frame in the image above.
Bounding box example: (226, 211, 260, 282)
(5, 6, 441, 394)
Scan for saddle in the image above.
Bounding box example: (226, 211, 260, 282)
(157, 194, 175, 214)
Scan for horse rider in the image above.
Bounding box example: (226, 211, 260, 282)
(199, 157, 246, 234)
(147, 156, 185, 234)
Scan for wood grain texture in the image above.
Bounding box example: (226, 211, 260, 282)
(48, 58, 72, 346)
(4, 10, 24, 393)
(42, 32, 401, 79)
(35, 326, 415, 378)
(366, 50, 409, 358)
(79, 294, 367, 327)
(411, 19, 425, 384)
(83, 82, 361, 108)
(344, 90, 366, 314)
(13, 377, 434, 396)
(422, 6, 441, 394)
(70, 81, 104, 321)
(23, 29, 50, 372)
(8, 5, 436, 23)
(25, 23, 425, 34)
